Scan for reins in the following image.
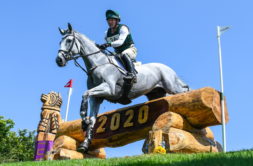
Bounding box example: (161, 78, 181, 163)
(59, 32, 115, 75)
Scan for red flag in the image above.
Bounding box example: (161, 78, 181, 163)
(64, 79, 73, 88)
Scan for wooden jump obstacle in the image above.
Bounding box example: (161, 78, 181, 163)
(34, 87, 228, 160)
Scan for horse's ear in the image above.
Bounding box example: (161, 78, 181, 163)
(58, 27, 66, 35)
(68, 23, 73, 33)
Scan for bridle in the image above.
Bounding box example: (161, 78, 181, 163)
(58, 32, 101, 60)
(58, 32, 101, 74)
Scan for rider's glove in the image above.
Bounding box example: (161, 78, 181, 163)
(99, 43, 111, 50)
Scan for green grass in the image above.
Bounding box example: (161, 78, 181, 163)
(2, 150, 253, 166)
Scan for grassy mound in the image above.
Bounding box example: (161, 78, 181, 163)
(2, 150, 253, 166)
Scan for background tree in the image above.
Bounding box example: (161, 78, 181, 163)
(0, 116, 35, 163)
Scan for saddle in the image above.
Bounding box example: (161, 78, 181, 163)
(105, 52, 140, 105)
(107, 54, 138, 76)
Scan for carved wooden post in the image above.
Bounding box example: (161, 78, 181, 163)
(34, 92, 62, 161)
(34, 91, 106, 160)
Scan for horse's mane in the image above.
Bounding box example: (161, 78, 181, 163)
(74, 31, 98, 52)
(74, 31, 113, 57)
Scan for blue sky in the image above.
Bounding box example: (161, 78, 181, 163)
(1, 0, 252, 158)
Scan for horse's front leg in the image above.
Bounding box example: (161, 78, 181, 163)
(78, 82, 112, 153)
(80, 91, 89, 128)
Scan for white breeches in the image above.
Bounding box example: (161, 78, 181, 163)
(121, 46, 137, 60)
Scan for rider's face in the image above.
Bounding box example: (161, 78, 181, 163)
(107, 18, 118, 29)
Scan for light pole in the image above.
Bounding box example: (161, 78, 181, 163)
(216, 26, 229, 152)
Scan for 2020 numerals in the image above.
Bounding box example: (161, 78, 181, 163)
(96, 105, 149, 133)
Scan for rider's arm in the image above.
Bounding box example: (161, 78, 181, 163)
(104, 30, 108, 41)
(110, 26, 129, 47)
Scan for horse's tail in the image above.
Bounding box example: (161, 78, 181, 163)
(176, 77, 191, 92)
(153, 63, 190, 93)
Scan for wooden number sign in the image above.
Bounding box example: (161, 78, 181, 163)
(93, 99, 169, 139)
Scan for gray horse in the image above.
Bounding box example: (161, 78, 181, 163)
(56, 23, 190, 153)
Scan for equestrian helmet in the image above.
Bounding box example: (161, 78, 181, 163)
(106, 10, 120, 21)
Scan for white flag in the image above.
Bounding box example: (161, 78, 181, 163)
(219, 26, 230, 35)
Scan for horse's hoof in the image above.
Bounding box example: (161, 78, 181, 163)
(77, 141, 90, 154)
(77, 145, 88, 154)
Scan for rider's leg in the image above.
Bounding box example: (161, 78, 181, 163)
(122, 47, 137, 60)
(121, 54, 136, 82)
(121, 47, 137, 82)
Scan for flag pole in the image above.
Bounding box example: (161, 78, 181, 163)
(65, 87, 72, 122)
(217, 26, 227, 152)
(64, 79, 73, 122)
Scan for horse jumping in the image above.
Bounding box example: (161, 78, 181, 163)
(56, 23, 190, 153)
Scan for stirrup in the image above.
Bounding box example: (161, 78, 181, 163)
(124, 73, 137, 83)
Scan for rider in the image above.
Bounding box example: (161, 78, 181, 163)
(99, 9, 137, 82)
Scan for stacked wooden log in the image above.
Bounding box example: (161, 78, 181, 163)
(53, 87, 228, 156)
(145, 112, 223, 153)
(51, 135, 106, 160)
(144, 87, 228, 153)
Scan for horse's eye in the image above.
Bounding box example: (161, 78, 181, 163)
(66, 39, 72, 43)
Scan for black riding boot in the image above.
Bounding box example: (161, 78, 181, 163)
(121, 54, 137, 83)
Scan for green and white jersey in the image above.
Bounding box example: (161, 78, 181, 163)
(105, 24, 134, 53)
